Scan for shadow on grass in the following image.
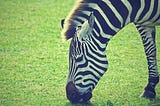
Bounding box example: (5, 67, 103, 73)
(148, 98, 160, 106)
(106, 100, 114, 106)
(65, 100, 114, 106)
(65, 101, 94, 106)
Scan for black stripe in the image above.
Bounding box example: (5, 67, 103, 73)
(149, 0, 158, 20)
(94, 9, 116, 35)
(76, 13, 89, 20)
(76, 71, 100, 81)
(129, 0, 141, 22)
(91, 34, 106, 52)
(92, 30, 110, 44)
(81, 6, 94, 13)
(98, 0, 121, 28)
(76, 82, 94, 88)
(87, 41, 107, 58)
(77, 60, 88, 69)
(84, 79, 97, 85)
(109, 0, 129, 26)
(153, 15, 160, 23)
(76, 55, 83, 62)
(137, 0, 151, 21)
(74, 18, 84, 24)
(84, 43, 108, 65)
(89, 65, 104, 76)
(83, 44, 107, 64)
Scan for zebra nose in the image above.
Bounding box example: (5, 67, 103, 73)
(66, 81, 92, 103)
(66, 81, 81, 103)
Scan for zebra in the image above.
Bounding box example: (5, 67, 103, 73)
(61, 0, 160, 103)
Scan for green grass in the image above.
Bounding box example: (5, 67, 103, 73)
(0, 0, 160, 105)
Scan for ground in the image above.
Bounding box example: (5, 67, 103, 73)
(0, 0, 160, 105)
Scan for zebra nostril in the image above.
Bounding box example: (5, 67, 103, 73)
(82, 92, 92, 102)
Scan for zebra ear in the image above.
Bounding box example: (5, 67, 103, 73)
(61, 19, 65, 28)
(88, 12, 95, 28)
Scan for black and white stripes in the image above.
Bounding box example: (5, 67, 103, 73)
(61, 0, 160, 102)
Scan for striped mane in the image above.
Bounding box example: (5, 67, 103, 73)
(61, 0, 95, 40)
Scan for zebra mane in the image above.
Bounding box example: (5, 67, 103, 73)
(61, 0, 96, 40)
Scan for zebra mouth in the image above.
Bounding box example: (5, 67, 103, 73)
(66, 81, 92, 103)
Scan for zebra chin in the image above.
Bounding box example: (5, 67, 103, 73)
(66, 81, 92, 103)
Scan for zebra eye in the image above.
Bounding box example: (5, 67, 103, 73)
(77, 26, 82, 30)
(76, 26, 82, 32)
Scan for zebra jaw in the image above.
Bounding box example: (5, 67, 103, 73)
(66, 81, 92, 103)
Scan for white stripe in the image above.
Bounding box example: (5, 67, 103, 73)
(95, 5, 120, 32)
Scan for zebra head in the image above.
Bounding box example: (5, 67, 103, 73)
(62, 13, 108, 103)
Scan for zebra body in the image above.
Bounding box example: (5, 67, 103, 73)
(61, 0, 160, 103)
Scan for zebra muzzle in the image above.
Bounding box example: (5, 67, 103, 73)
(66, 81, 92, 103)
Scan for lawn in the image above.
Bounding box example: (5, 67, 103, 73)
(0, 0, 160, 106)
